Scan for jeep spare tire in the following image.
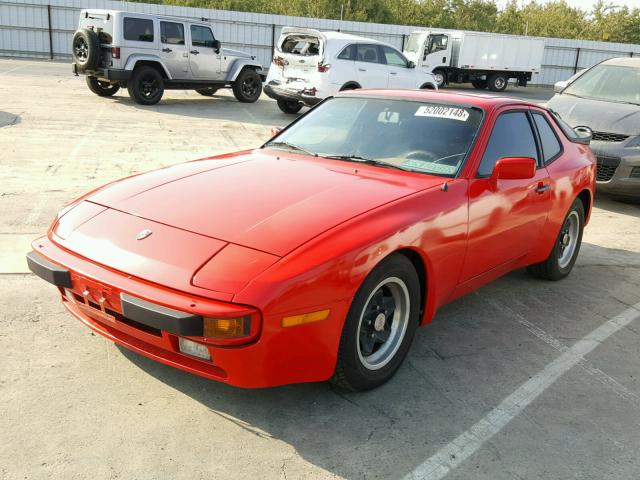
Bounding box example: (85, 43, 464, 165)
(72, 29, 101, 71)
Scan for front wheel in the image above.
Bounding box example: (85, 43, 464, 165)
(86, 76, 120, 97)
(432, 69, 447, 89)
(527, 198, 585, 281)
(232, 68, 262, 103)
(127, 66, 164, 105)
(277, 99, 302, 114)
(331, 254, 421, 391)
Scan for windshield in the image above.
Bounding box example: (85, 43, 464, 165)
(564, 63, 640, 105)
(264, 97, 483, 177)
(405, 33, 427, 54)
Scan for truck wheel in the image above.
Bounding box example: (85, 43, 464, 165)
(471, 79, 487, 89)
(86, 76, 120, 97)
(196, 87, 219, 96)
(127, 66, 164, 105)
(487, 74, 508, 92)
(72, 29, 100, 71)
(276, 99, 302, 114)
(432, 69, 447, 89)
(232, 68, 262, 103)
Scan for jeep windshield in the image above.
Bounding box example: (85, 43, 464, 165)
(264, 96, 483, 177)
(563, 63, 640, 105)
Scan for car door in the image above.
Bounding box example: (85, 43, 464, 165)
(159, 21, 190, 79)
(461, 109, 552, 282)
(382, 46, 417, 89)
(188, 24, 221, 80)
(355, 44, 388, 88)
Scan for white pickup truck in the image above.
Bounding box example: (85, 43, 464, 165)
(403, 30, 545, 91)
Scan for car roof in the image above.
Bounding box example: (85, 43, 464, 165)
(601, 57, 640, 68)
(339, 89, 534, 111)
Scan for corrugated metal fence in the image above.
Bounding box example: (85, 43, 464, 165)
(1, 0, 639, 85)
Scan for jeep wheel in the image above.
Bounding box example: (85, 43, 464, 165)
(232, 69, 262, 103)
(72, 29, 100, 71)
(86, 76, 120, 97)
(276, 99, 302, 114)
(127, 66, 164, 105)
(196, 87, 219, 97)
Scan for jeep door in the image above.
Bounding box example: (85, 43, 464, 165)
(354, 44, 389, 88)
(188, 24, 222, 79)
(159, 21, 190, 79)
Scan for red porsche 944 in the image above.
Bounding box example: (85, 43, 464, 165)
(27, 91, 595, 391)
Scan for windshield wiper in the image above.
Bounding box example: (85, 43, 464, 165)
(266, 141, 317, 156)
(323, 154, 409, 171)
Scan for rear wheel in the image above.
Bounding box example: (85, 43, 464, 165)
(86, 76, 120, 97)
(331, 254, 421, 391)
(195, 87, 219, 96)
(471, 79, 487, 89)
(276, 99, 303, 114)
(487, 73, 508, 92)
(127, 66, 164, 105)
(432, 69, 447, 88)
(232, 68, 262, 103)
(527, 198, 585, 280)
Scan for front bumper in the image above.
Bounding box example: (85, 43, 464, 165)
(27, 237, 349, 388)
(72, 63, 132, 82)
(264, 80, 323, 106)
(590, 142, 640, 197)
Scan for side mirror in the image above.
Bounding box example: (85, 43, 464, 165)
(573, 126, 592, 145)
(490, 157, 536, 185)
(408, 61, 416, 69)
(270, 127, 282, 138)
(212, 39, 221, 53)
(553, 80, 567, 93)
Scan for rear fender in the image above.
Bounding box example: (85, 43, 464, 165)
(124, 55, 172, 80)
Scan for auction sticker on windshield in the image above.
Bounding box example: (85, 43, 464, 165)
(415, 105, 470, 121)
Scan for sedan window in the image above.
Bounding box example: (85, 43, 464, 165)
(478, 112, 538, 177)
(337, 44, 356, 61)
(357, 44, 382, 64)
(532, 113, 562, 164)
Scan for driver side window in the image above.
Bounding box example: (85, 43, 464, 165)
(427, 35, 448, 55)
(477, 111, 538, 177)
(191, 25, 215, 48)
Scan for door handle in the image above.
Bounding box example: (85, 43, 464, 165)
(358, 68, 366, 72)
(390, 71, 397, 75)
(162, 48, 172, 53)
(535, 183, 551, 193)
(442, 56, 446, 63)
(190, 50, 199, 55)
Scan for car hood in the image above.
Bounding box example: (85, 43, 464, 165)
(547, 94, 640, 135)
(86, 151, 441, 257)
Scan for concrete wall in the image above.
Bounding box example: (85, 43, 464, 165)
(1, 0, 639, 85)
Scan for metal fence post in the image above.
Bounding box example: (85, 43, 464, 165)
(271, 24, 276, 58)
(573, 47, 580, 74)
(47, 4, 53, 59)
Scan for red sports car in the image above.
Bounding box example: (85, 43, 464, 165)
(27, 91, 596, 391)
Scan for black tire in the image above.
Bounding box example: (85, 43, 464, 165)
(527, 198, 585, 281)
(331, 254, 421, 391)
(487, 73, 508, 92)
(196, 87, 220, 97)
(339, 83, 360, 91)
(72, 29, 101, 71)
(276, 99, 303, 114)
(232, 68, 262, 103)
(86, 76, 120, 97)
(471, 79, 488, 89)
(432, 69, 447, 89)
(127, 66, 164, 105)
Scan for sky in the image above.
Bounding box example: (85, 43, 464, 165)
(498, 0, 640, 10)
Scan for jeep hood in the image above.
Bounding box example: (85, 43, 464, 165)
(547, 94, 640, 136)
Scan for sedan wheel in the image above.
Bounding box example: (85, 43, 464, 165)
(332, 254, 421, 391)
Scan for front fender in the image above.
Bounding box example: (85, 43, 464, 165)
(225, 59, 264, 82)
(124, 55, 172, 80)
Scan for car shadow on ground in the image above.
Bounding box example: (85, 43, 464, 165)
(117, 238, 640, 479)
(0, 111, 21, 128)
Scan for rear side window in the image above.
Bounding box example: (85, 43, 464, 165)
(478, 111, 538, 177)
(357, 44, 382, 64)
(160, 22, 185, 45)
(382, 46, 408, 67)
(337, 44, 356, 60)
(191, 25, 215, 48)
(532, 113, 562, 164)
(123, 17, 154, 42)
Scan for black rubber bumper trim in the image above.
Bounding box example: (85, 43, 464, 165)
(26, 251, 72, 288)
(120, 293, 203, 336)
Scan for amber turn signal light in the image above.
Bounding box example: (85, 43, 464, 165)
(282, 309, 330, 328)
(203, 316, 249, 338)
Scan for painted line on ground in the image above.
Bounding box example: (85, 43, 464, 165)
(403, 301, 640, 480)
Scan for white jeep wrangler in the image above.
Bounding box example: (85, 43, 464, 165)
(72, 10, 264, 105)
